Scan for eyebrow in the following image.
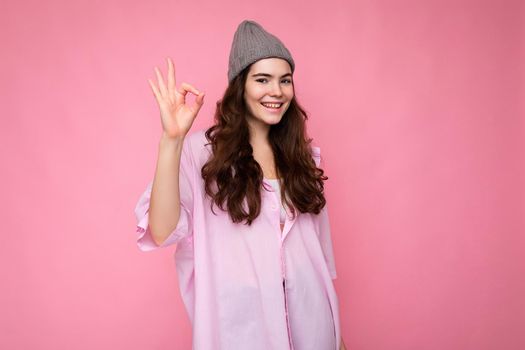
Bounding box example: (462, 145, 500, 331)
(251, 73, 293, 78)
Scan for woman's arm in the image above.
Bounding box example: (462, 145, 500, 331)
(146, 57, 204, 245)
(148, 135, 184, 245)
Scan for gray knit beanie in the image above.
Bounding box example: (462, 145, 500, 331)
(227, 20, 295, 83)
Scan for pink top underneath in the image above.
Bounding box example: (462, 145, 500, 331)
(134, 129, 340, 350)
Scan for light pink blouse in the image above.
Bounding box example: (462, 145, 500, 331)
(134, 129, 340, 350)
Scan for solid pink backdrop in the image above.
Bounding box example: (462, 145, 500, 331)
(1, 0, 524, 349)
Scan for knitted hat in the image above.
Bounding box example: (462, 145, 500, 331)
(227, 20, 295, 83)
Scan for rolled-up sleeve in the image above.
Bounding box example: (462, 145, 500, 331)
(134, 137, 195, 251)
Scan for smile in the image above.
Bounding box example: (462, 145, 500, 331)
(261, 102, 283, 110)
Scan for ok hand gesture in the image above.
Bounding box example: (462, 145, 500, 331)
(148, 57, 205, 140)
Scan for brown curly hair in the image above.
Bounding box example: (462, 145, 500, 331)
(201, 64, 328, 225)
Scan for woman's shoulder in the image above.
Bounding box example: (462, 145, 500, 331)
(184, 128, 207, 147)
(310, 145, 321, 167)
(184, 128, 322, 167)
(184, 128, 212, 165)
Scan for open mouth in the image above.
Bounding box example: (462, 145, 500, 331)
(260, 102, 284, 112)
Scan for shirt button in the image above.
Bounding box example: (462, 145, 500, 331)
(271, 204, 277, 210)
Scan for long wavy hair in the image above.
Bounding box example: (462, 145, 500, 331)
(201, 63, 328, 225)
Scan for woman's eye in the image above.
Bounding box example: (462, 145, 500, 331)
(255, 78, 292, 84)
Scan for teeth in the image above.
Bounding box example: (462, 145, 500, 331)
(261, 103, 282, 108)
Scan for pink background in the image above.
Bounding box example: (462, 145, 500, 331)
(1, 0, 524, 349)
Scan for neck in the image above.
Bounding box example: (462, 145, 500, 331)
(247, 117, 271, 149)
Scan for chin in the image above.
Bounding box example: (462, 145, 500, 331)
(263, 115, 284, 125)
(259, 109, 288, 124)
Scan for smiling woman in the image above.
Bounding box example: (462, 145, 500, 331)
(137, 19, 344, 350)
(244, 58, 295, 132)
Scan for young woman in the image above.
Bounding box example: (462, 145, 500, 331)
(135, 20, 346, 350)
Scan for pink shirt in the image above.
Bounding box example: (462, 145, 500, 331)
(134, 129, 340, 350)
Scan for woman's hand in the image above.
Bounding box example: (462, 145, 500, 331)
(148, 57, 205, 140)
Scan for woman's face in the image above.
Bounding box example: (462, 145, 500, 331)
(243, 58, 294, 128)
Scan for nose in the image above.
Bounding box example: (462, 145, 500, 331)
(269, 81, 283, 97)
